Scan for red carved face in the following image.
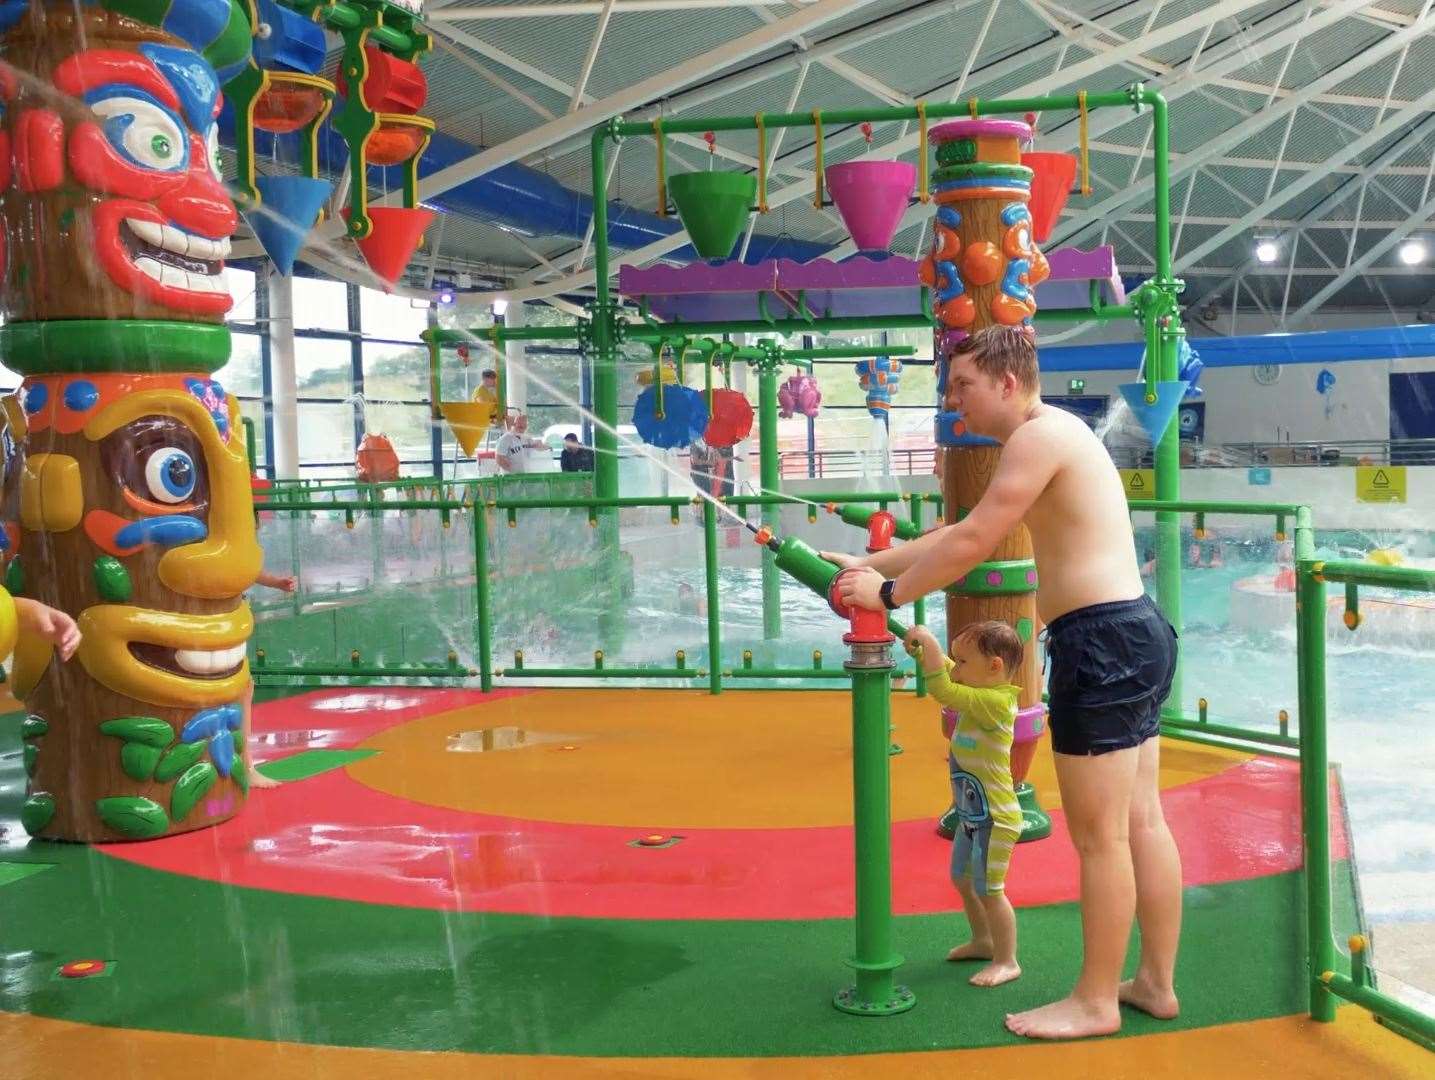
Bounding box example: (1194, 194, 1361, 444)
(0, 19, 237, 323)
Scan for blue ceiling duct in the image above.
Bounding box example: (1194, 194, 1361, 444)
(233, 116, 832, 265)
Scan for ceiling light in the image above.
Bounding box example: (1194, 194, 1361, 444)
(1254, 240, 1279, 264)
(1398, 239, 1427, 266)
(492, 298, 509, 317)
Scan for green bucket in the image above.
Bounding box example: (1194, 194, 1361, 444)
(668, 171, 757, 260)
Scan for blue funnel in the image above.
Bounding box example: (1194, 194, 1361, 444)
(1118, 380, 1191, 444)
(245, 176, 332, 275)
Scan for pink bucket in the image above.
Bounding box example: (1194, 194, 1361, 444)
(826, 160, 916, 252)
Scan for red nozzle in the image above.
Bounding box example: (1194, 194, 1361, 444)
(866, 510, 897, 553)
(827, 568, 895, 645)
(824, 501, 837, 515)
(753, 525, 774, 547)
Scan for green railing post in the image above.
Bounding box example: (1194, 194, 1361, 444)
(703, 498, 722, 695)
(835, 630, 914, 1017)
(908, 495, 926, 699)
(756, 346, 782, 639)
(472, 501, 493, 692)
(590, 126, 620, 507)
(1295, 513, 1335, 1022)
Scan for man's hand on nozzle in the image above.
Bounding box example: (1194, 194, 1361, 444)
(835, 565, 886, 611)
(819, 550, 867, 571)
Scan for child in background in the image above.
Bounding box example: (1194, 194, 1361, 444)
(906, 620, 1024, 988)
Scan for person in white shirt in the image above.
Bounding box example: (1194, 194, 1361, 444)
(494, 411, 547, 473)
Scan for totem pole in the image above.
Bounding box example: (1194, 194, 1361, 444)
(0, 0, 262, 840)
(920, 118, 1051, 838)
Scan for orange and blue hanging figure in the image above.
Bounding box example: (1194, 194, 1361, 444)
(856, 355, 902, 427)
(0, 0, 264, 841)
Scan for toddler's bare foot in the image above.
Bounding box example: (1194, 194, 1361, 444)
(248, 766, 282, 789)
(946, 940, 993, 962)
(1119, 976, 1179, 1019)
(1004, 995, 1120, 1040)
(970, 960, 1021, 987)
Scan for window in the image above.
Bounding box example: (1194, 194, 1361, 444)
(225, 332, 264, 400)
(360, 287, 428, 342)
(291, 276, 350, 332)
(224, 267, 258, 323)
(297, 402, 356, 464)
(294, 338, 353, 400)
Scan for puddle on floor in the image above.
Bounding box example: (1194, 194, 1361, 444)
(446, 727, 585, 753)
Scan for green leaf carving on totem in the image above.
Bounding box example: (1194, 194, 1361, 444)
(21, 715, 48, 740)
(23, 743, 37, 777)
(95, 796, 169, 839)
(120, 742, 163, 782)
(99, 716, 174, 748)
(171, 763, 218, 822)
(20, 793, 54, 834)
(153, 741, 206, 783)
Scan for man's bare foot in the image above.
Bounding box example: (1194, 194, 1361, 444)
(946, 940, 993, 962)
(248, 766, 282, 789)
(1004, 995, 1120, 1040)
(1119, 976, 1179, 1019)
(970, 960, 1021, 987)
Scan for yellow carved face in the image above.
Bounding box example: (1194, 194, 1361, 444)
(9, 373, 260, 705)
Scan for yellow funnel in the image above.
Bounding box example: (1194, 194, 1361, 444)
(439, 400, 495, 457)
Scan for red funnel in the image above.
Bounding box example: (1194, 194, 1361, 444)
(344, 206, 435, 287)
(1021, 152, 1076, 243)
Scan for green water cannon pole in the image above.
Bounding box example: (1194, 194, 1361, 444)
(748, 525, 914, 1016)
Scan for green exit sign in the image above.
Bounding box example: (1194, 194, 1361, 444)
(1068, 378, 1086, 393)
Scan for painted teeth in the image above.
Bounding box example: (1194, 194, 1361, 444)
(124, 217, 231, 262)
(133, 255, 227, 294)
(173, 644, 247, 675)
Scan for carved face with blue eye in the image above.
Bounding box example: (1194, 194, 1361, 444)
(146, 447, 197, 504)
(101, 416, 210, 532)
(85, 88, 194, 175)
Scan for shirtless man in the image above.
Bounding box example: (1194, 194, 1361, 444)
(823, 325, 1182, 1040)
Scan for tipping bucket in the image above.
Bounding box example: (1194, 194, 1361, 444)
(826, 160, 916, 252)
(246, 175, 332, 276)
(1021, 152, 1077, 243)
(439, 400, 497, 457)
(1119, 380, 1192, 444)
(345, 206, 435, 286)
(668, 171, 756, 260)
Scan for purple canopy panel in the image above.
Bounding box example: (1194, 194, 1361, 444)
(613, 245, 1123, 321)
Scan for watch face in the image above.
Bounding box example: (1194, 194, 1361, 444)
(1254, 363, 1281, 386)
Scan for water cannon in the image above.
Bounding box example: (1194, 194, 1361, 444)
(746, 522, 902, 643)
(823, 502, 922, 545)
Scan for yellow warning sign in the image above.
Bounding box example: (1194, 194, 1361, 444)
(1356, 465, 1406, 503)
(1119, 469, 1156, 500)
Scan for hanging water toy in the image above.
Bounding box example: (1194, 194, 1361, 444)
(778, 372, 822, 419)
(1316, 367, 1338, 420)
(662, 126, 756, 260)
(1178, 338, 1205, 398)
(703, 388, 753, 448)
(226, 0, 336, 274)
(1018, 113, 1080, 245)
(355, 432, 400, 483)
(633, 384, 708, 449)
(856, 356, 902, 424)
(826, 121, 915, 253)
(423, 329, 502, 457)
(330, 0, 436, 285)
(0, 0, 266, 841)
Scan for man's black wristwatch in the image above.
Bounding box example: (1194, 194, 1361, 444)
(879, 579, 899, 610)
